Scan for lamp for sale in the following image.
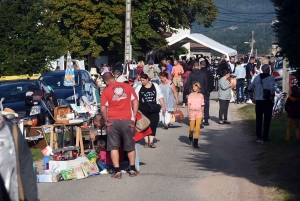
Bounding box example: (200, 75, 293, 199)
(90, 68, 98, 75)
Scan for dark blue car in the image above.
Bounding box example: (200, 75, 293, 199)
(38, 70, 100, 106)
(0, 80, 37, 118)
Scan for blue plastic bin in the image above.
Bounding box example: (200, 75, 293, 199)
(43, 156, 52, 170)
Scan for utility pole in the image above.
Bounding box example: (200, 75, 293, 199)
(124, 0, 132, 63)
(251, 31, 255, 57)
(283, 58, 289, 95)
(247, 31, 255, 63)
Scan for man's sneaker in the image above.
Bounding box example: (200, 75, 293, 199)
(256, 138, 262, 143)
(100, 169, 108, 174)
(246, 100, 253, 104)
(202, 121, 210, 126)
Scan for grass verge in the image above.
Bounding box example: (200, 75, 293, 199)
(239, 105, 300, 201)
(30, 130, 90, 161)
(31, 149, 44, 161)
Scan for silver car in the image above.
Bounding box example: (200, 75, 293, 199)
(272, 59, 283, 86)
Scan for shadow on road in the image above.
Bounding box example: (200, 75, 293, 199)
(176, 114, 273, 198)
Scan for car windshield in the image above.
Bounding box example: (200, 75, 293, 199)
(0, 82, 36, 104)
(39, 73, 81, 89)
(275, 60, 283, 69)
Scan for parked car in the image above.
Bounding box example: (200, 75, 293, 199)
(272, 58, 283, 86)
(38, 70, 100, 106)
(0, 80, 37, 118)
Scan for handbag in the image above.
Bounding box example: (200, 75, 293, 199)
(173, 107, 185, 122)
(260, 75, 271, 100)
(148, 103, 162, 113)
(135, 110, 150, 132)
(170, 113, 175, 123)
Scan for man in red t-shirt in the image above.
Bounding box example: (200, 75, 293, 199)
(100, 72, 139, 179)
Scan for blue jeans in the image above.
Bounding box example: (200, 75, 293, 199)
(246, 79, 252, 100)
(236, 79, 245, 102)
(97, 161, 113, 171)
(135, 143, 140, 171)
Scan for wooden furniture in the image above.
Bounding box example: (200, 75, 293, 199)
(44, 123, 85, 156)
(23, 126, 48, 149)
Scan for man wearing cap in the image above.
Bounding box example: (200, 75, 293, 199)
(143, 59, 161, 84)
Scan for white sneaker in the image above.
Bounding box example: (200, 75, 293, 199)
(246, 100, 253, 104)
(100, 169, 108, 174)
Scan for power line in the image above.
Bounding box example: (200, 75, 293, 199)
(199, 13, 273, 33)
(218, 12, 274, 16)
(214, 19, 273, 24)
(215, 5, 275, 15)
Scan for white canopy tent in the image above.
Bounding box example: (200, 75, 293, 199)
(168, 33, 237, 58)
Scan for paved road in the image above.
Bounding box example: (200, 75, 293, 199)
(38, 92, 269, 201)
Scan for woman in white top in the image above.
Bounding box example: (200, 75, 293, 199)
(135, 74, 166, 148)
(159, 71, 178, 129)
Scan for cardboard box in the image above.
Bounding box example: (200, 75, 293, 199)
(37, 173, 61, 183)
(49, 157, 89, 174)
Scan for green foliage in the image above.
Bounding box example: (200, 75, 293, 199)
(31, 149, 44, 162)
(45, 0, 218, 60)
(0, 0, 67, 76)
(271, 0, 300, 67)
(174, 46, 189, 58)
(193, 25, 273, 55)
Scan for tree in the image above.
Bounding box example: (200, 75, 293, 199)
(270, 0, 300, 67)
(44, 0, 218, 61)
(174, 46, 189, 58)
(0, 0, 67, 76)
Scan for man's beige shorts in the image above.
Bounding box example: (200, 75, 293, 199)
(173, 77, 182, 87)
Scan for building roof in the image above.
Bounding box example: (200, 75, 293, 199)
(168, 33, 237, 57)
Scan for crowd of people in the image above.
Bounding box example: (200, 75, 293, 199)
(0, 52, 294, 201)
(88, 54, 280, 179)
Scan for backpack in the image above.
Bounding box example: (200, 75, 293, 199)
(260, 75, 272, 100)
(128, 62, 137, 80)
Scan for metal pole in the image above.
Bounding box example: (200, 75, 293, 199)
(247, 31, 255, 63)
(124, 0, 132, 63)
(283, 58, 289, 94)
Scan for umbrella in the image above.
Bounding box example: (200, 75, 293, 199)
(64, 51, 77, 105)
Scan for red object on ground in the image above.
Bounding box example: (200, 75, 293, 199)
(134, 112, 152, 142)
